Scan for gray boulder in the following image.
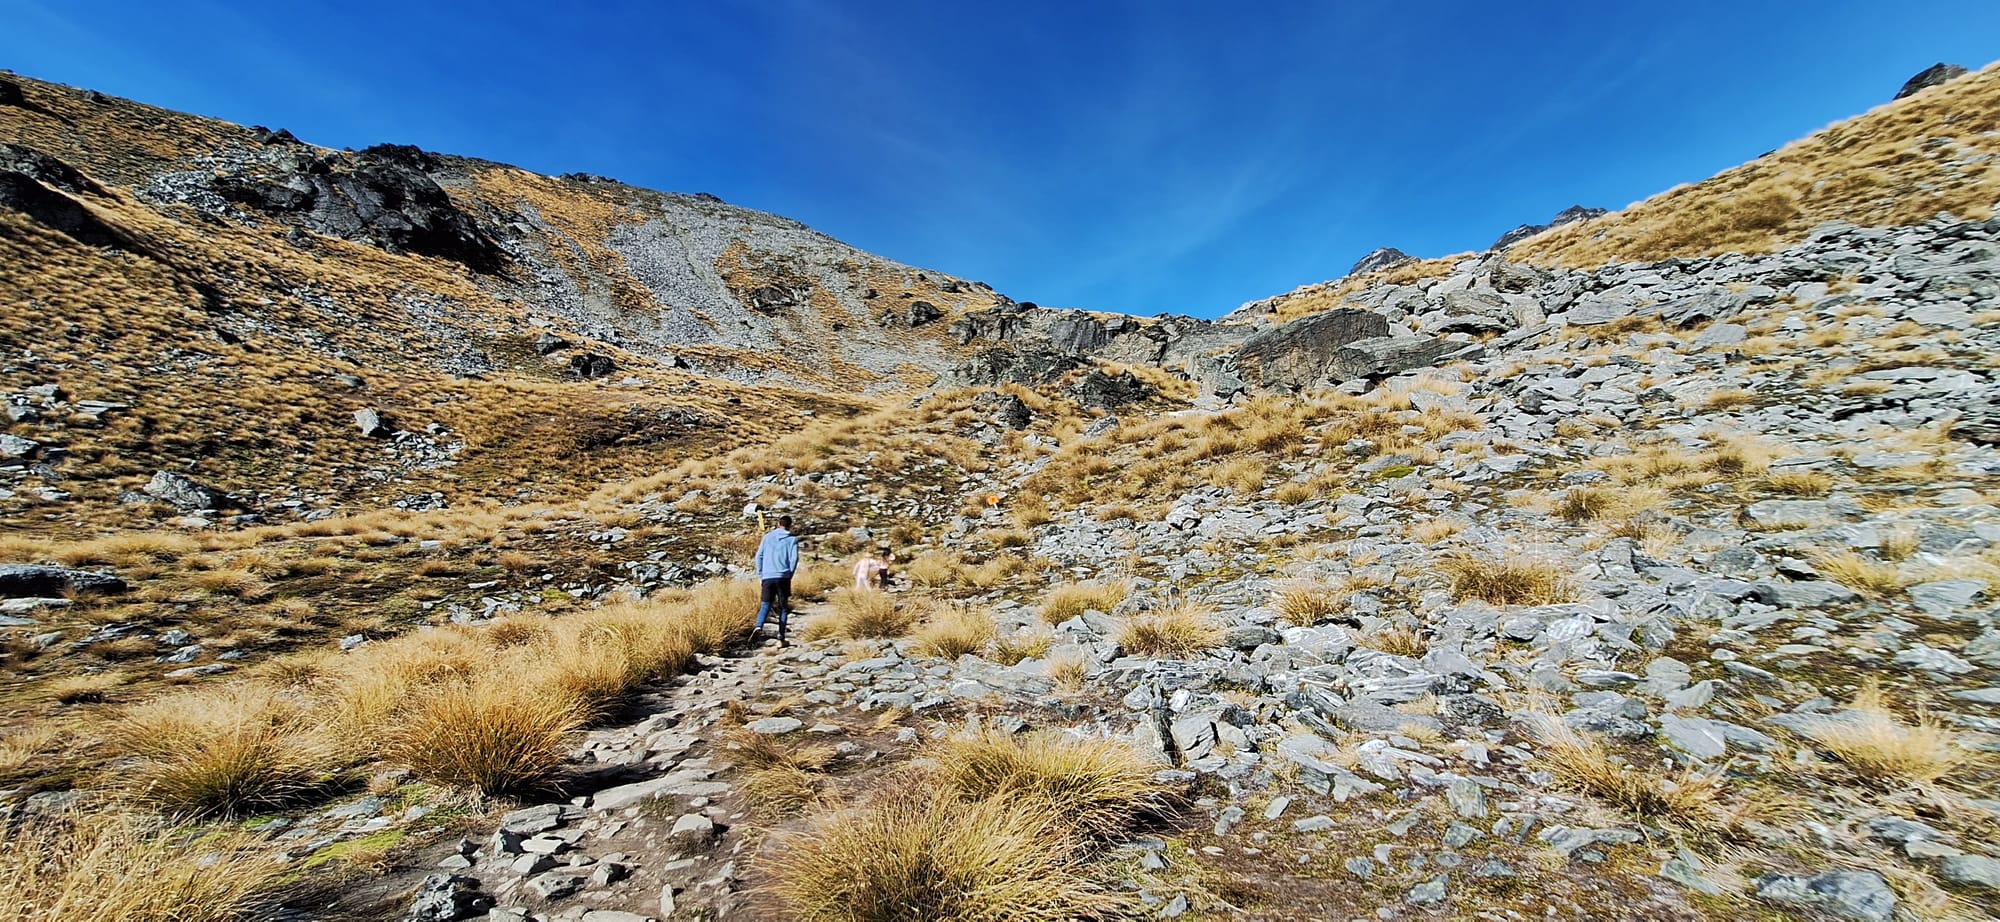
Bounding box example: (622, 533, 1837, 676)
(401, 874, 491, 922)
(144, 471, 232, 511)
(1755, 870, 1895, 921)
(1232, 308, 1392, 392)
(354, 408, 391, 438)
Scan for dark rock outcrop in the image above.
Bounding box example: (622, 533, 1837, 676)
(569, 353, 617, 379)
(0, 564, 127, 598)
(1071, 369, 1153, 410)
(213, 144, 504, 273)
(1349, 247, 1415, 278)
(0, 79, 22, 107)
(1232, 308, 1392, 392)
(1895, 63, 1968, 100)
(532, 332, 570, 355)
(0, 144, 102, 196)
(0, 170, 124, 248)
(946, 348, 1086, 387)
(1491, 205, 1607, 251)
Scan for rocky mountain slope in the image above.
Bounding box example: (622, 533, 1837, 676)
(1, 61, 1999, 922)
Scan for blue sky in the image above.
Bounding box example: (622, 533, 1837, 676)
(4, 1, 1996, 318)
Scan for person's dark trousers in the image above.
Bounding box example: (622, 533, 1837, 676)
(754, 576, 793, 640)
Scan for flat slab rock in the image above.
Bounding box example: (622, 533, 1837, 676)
(1755, 870, 1896, 922)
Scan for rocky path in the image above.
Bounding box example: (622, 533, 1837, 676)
(378, 601, 855, 922)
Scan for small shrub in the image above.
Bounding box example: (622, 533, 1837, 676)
(1116, 604, 1222, 659)
(1039, 580, 1129, 624)
(913, 605, 997, 659)
(1437, 555, 1574, 605)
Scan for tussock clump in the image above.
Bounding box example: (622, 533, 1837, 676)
(1437, 555, 1574, 606)
(807, 589, 914, 640)
(989, 630, 1053, 666)
(912, 604, 997, 659)
(1528, 715, 1722, 824)
(0, 813, 283, 922)
(903, 550, 965, 589)
(1039, 580, 1130, 624)
(47, 670, 127, 704)
(1269, 581, 1341, 623)
(1048, 657, 1088, 693)
(727, 726, 840, 817)
(110, 685, 334, 817)
(932, 731, 1172, 840)
(1761, 470, 1835, 496)
(387, 676, 583, 796)
(1115, 604, 1222, 659)
(773, 787, 1121, 922)
(1360, 623, 1428, 657)
(789, 561, 849, 601)
(1798, 680, 1966, 784)
(1810, 550, 1907, 598)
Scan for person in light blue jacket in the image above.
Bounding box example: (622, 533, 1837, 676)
(752, 515, 800, 644)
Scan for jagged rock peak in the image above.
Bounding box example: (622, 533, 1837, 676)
(1491, 205, 1608, 251)
(1895, 63, 1969, 100)
(1348, 247, 1415, 277)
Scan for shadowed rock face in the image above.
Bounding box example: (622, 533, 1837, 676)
(1895, 63, 1968, 100)
(213, 144, 505, 273)
(0, 171, 122, 248)
(1232, 308, 1392, 392)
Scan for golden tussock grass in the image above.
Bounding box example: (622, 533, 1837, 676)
(0, 813, 284, 922)
(989, 630, 1053, 666)
(1513, 62, 2000, 267)
(912, 604, 997, 659)
(1438, 555, 1575, 606)
(1810, 549, 1907, 598)
(1796, 679, 1967, 785)
(385, 675, 584, 796)
(1360, 623, 1428, 657)
(46, 669, 129, 704)
(0, 724, 65, 774)
(1761, 470, 1835, 496)
(903, 550, 965, 589)
(805, 588, 914, 641)
(1527, 714, 1724, 826)
(1048, 657, 1088, 693)
(931, 731, 1172, 840)
(1272, 480, 1317, 505)
(772, 784, 1123, 922)
(1038, 580, 1130, 624)
(1269, 580, 1341, 623)
(1408, 516, 1469, 542)
(726, 725, 841, 818)
(109, 684, 336, 817)
(1115, 604, 1223, 659)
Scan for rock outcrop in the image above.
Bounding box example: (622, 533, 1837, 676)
(1895, 62, 1969, 100)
